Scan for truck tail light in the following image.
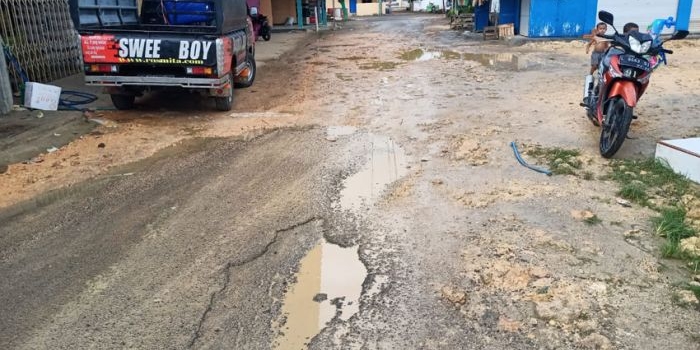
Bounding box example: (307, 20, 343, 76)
(87, 64, 118, 73)
(186, 67, 214, 75)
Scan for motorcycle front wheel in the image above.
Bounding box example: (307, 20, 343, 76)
(599, 97, 633, 158)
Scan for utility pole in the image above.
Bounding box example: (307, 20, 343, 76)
(0, 38, 13, 115)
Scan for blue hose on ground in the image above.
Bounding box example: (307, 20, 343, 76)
(59, 91, 98, 111)
(3, 44, 98, 111)
(510, 141, 552, 176)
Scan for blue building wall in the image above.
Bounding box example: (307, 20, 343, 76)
(527, 0, 597, 37)
(474, 0, 693, 38)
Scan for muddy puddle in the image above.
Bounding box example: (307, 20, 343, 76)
(339, 134, 408, 212)
(274, 240, 367, 350)
(326, 125, 358, 139)
(400, 48, 535, 71)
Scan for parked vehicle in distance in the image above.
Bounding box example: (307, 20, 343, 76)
(69, 0, 257, 111)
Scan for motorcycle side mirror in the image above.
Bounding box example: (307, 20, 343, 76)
(598, 11, 614, 26)
(671, 30, 689, 40)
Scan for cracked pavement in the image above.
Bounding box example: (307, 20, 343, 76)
(1, 130, 358, 349)
(3, 14, 700, 350)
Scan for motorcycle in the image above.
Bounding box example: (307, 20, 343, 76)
(581, 11, 688, 158)
(249, 6, 271, 41)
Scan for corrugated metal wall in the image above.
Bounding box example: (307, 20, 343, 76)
(0, 0, 81, 91)
(526, 0, 595, 37)
(597, 0, 679, 34)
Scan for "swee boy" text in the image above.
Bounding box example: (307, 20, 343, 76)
(118, 39, 213, 60)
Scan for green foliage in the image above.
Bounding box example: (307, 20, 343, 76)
(652, 208, 696, 258)
(526, 146, 582, 176)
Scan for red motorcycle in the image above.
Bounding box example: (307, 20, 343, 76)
(582, 11, 688, 158)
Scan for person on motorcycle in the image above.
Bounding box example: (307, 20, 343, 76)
(600, 22, 639, 70)
(584, 22, 640, 105)
(586, 22, 610, 74)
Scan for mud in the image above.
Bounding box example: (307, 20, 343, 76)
(339, 134, 408, 212)
(275, 240, 366, 350)
(2, 14, 700, 350)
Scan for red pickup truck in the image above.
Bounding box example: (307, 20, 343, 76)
(70, 0, 256, 111)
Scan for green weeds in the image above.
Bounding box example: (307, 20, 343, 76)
(526, 146, 582, 176)
(610, 158, 691, 207)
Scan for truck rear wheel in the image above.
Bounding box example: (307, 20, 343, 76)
(215, 95, 233, 111)
(215, 73, 234, 111)
(110, 94, 135, 110)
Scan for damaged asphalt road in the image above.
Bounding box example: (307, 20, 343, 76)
(3, 14, 700, 350)
(0, 128, 365, 349)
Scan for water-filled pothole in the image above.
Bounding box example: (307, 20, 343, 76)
(326, 125, 358, 139)
(339, 134, 408, 212)
(399, 48, 535, 71)
(274, 240, 367, 350)
(462, 52, 533, 71)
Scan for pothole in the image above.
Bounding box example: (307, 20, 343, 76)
(399, 48, 535, 71)
(326, 125, 357, 139)
(339, 134, 408, 212)
(274, 239, 367, 350)
(462, 52, 534, 71)
(399, 48, 461, 61)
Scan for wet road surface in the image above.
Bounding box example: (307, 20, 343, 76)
(3, 13, 700, 350)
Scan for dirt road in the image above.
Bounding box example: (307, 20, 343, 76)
(2, 14, 700, 349)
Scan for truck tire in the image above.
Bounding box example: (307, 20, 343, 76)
(234, 55, 256, 88)
(214, 94, 233, 111)
(110, 94, 135, 110)
(215, 73, 234, 111)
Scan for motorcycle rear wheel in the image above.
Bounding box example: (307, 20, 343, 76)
(599, 97, 633, 158)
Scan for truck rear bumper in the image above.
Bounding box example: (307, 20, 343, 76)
(85, 75, 229, 88)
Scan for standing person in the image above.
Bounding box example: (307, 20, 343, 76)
(586, 22, 610, 74)
(583, 22, 610, 104)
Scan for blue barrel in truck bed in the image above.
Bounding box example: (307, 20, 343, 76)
(164, 2, 214, 25)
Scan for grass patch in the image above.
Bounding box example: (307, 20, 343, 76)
(584, 215, 602, 226)
(653, 208, 696, 258)
(618, 182, 649, 205)
(358, 61, 401, 71)
(608, 158, 700, 275)
(610, 158, 692, 208)
(526, 146, 582, 176)
(687, 283, 700, 300)
(582, 171, 595, 180)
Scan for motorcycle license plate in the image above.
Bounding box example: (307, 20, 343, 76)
(619, 55, 650, 71)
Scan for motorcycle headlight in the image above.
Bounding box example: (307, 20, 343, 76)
(629, 36, 652, 54)
(629, 36, 642, 53)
